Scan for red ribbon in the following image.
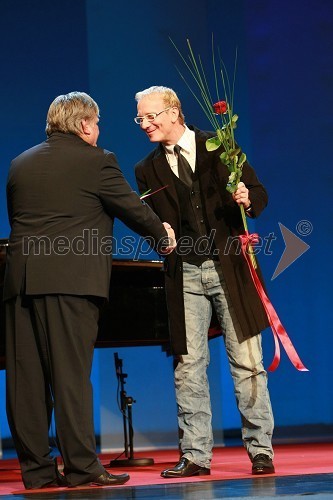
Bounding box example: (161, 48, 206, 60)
(239, 232, 308, 372)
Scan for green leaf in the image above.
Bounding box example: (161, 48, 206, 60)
(231, 114, 238, 123)
(238, 152, 247, 167)
(221, 127, 231, 140)
(226, 183, 237, 193)
(206, 136, 221, 151)
(216, 129, 225, 142)
(229, 147, 241, 159)
(220, 152, 233, 169)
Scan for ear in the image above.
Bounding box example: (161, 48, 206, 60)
(81, 119, 92, 136)
(171, 106, 180, 123)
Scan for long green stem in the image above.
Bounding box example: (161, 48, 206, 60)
(240, 205, 257, 269)
(240, 204, 248, 233)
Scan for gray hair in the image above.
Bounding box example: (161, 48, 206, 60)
(135, 86, 185, 125)
(45, 91, 99, 136)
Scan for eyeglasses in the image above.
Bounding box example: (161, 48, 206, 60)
(134, 107, 172, 125)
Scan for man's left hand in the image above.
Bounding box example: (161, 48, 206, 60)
(232, 182, 251, 210)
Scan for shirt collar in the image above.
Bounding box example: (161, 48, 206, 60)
(177, 125, 194, 154)
(164, 125, 195, 155)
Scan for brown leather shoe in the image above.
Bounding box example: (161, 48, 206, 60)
(90, 471, 130, 486)
(252, 454, 275, 475)
(161, 457, 210, 478)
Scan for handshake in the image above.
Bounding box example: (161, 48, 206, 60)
(160, 222, 177, 255)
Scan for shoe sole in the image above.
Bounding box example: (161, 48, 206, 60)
(161, 470, 211, 478)
(252, 468, 275, 475)
(90, 476, 130, 486)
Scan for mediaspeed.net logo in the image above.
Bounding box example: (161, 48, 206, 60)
(19, 219, 312, 278)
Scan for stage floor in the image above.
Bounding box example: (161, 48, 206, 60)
(0, 443, 333, 499)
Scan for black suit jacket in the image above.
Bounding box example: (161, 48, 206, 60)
(135, 126, 270, 355)
(5, 132, 167, 301)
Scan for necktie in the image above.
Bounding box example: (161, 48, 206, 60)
(174, 144, 193, 187)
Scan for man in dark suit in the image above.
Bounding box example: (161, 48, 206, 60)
(134, 86, 275, 477)
(4, 91, 176, 489)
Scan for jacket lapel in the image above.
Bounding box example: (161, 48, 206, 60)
(151, 145, 179, 211)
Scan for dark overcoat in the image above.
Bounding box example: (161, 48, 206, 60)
(135, 126, 270, 355)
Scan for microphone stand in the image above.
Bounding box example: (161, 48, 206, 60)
(109, 353, 154, 467)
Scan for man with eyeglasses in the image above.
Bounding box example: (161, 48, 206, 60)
(134, 86, 275, 478)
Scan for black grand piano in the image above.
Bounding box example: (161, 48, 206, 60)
(0, 238, 221, 369)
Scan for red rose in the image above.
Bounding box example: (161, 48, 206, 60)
(213, 100, 227, 114)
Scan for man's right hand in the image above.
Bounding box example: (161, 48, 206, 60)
(160, 222, 177, 254)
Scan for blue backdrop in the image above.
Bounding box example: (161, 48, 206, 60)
(0, 0, 332, 444)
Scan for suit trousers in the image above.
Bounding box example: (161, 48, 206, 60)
(5, 294, 105, 488)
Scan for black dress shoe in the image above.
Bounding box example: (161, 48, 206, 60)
(42, 476, 67, 488)
(28, 473, 68, 489)
(89, 471, 130, 486)
(45, 474, 68, 487)
(161, 457, 210, 478)
(252, 454, 275, 475)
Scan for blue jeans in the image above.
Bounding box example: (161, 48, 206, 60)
(175, 259, 274, 469)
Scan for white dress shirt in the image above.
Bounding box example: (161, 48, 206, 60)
(164, 126, 196, 178)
